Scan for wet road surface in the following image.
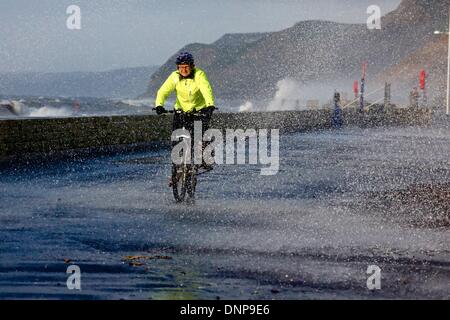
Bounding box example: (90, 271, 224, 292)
(0, 124, 449, 299)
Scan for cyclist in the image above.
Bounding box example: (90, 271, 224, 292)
(153, 52, 216, 184)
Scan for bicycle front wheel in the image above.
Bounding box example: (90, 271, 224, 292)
(172, 164, 187, 202)
(186, 166, 197, 200)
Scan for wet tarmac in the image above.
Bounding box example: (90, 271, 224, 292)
(0, 123, 449, 299)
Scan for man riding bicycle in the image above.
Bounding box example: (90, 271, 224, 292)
(153, 52, 216, 186)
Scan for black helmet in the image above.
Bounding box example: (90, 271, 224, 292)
(176, 51, 194, 65)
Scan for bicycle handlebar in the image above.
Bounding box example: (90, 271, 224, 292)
(153, 108, 218, 116)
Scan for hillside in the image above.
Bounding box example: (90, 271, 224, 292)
(144, 0, 450, 104)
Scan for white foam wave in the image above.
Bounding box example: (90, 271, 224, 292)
(28, 106, 72, 117)
(239, 101, 254, 112)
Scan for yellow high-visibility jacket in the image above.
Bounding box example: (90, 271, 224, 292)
(155, 67, 215, 113)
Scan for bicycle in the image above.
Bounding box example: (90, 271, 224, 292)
(154, 108, 214, 203)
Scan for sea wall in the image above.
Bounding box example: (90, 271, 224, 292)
(0, 107, 432, 163)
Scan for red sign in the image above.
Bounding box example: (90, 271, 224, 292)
(420, 69, 426, 90)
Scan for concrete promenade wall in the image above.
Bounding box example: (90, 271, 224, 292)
(0, 107, 432, 163)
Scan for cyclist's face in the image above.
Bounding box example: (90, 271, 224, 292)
(178, 64, 192, 77)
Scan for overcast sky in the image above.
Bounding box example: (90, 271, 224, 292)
(0, 0, 401, 73)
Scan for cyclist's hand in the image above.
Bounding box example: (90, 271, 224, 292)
(202, 105, 216, 116)
(153, 106, 167, 115)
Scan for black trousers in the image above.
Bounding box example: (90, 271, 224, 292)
(171, 110, 213, 160)
(172, 110, 212, 136)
